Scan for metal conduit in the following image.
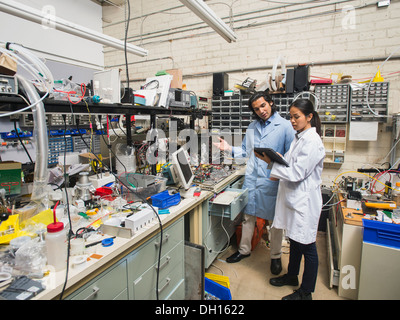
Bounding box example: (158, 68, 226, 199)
(104, 0, 376, 46)
(116, 55, 400, 84)
(124, 0, 356, 42)
(103, 0, 339, 29)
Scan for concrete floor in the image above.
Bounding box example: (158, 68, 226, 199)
(206, 231, 346, 300)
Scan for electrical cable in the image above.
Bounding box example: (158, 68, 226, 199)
(117, 115, 128, 137)
(12, 120, 33, 164)
(202, 197, 231, 255)
(108, 115, 122, 139)
(333, 170, 400, 193)
(365, 45, 400, 117)
(100, 118, 128, 173)
(124, 0, 131, 94)
(0, 44, 51, 118)
(59, 115, 73, 300)
(71, 105, 163, 300)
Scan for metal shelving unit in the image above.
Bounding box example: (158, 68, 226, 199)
(0, 96, 208, 174)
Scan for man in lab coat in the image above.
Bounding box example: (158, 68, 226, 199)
(214, 91, 295, 275)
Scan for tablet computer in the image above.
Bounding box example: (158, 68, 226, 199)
(254, 147, 290, 167)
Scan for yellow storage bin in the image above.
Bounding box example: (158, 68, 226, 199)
(205, 273, 230, 289)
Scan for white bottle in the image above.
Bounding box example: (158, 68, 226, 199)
(46, 221, 67, 271)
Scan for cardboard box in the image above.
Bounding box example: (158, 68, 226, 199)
(166, 69, 182, 89)
(0, 161, 22, 195)
(0, 53, 17, 76)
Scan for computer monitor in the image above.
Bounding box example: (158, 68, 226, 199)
(170, 148, 194, 190)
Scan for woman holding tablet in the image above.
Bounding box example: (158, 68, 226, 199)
(214, 91, 295, 276)
(255, 98, 325, 300)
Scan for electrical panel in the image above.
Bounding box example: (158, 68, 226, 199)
(0, 75, 18, 94)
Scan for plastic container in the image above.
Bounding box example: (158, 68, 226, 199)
(115, 143, 136, 174)
(363, 219, 400, 249)
(204, 277, 232, 300)
(151, 190, 181, 209)
(134, 94, 146, 106)
(205, 273, 230, 288)
(120, 174, 167, 202)
(46, 221, 68, 271)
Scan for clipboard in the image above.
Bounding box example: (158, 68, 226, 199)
(254, 147, 289, 167)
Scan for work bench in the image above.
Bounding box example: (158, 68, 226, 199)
(32, 167, 245, 300)
(327, 192, 400, 300)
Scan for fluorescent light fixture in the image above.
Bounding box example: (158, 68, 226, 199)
(179, 0, 237, 43)
(0, 0, 148, 57)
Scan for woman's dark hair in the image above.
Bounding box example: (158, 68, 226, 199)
(248, 91, 276, 120)
(290, 98, 322, 136)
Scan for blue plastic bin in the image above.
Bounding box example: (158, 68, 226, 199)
(204, 277, 232, 300)
(363, 219, 400, 249)
(151, 190, 181, 209)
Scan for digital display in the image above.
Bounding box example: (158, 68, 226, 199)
(171, 148, 194, 190)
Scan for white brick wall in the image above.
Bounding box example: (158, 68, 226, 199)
(102, 0, 400, 186)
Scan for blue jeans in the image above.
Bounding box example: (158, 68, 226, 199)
(287, 238, 318, 293)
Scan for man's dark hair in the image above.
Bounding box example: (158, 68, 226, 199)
(248, 91, 276, 120)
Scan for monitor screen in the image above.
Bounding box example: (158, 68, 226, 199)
(171, 148, 194, 190)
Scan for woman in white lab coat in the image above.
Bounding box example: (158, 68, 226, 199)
(255, 99, 325, 300)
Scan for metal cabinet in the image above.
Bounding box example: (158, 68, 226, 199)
(127, 217, 185, 300)
(327, 194, 363, 300)
(66, 217, 185, 300)
(202, 177, 247, 268)
(66, 259, 128, 300)
(358, 242, 400, 299)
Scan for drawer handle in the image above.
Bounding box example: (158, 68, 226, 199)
(158, 277, 171, 294)
(84, 286, 100, 300)
(154, 234, 170, 248)
(155, 256, 171, 271)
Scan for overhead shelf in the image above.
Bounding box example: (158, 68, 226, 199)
(0, 96, 210, 117)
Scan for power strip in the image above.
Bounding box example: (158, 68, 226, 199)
(125, 208, 155, 234)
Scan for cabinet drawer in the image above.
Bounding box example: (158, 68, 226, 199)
(166, 278, 185, 300)
(127, 218, 184, 279)
(230, 176, 245, 189)
(131, 242, 184, 299)
(210, 188, 248, 220)
(132, 252, 185, 300)
(66, 259, 128, 300)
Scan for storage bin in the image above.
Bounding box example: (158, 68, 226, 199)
(204, 277, 232, 300)
(151, 190, 181, 209)
(119, 174, 167, 202)
(363, 219, 400, 249)
(205, 273, 230, 288)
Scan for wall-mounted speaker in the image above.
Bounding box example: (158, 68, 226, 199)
(294, 65, 309, 92)
(213, 72, 229, 96)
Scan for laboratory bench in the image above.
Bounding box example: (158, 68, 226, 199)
(327, 192, 400, 300)
(26, 167, 246, 300)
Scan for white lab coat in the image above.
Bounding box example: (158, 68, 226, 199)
(270, 127, 325, 244)
(231, 113, 295, 220)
